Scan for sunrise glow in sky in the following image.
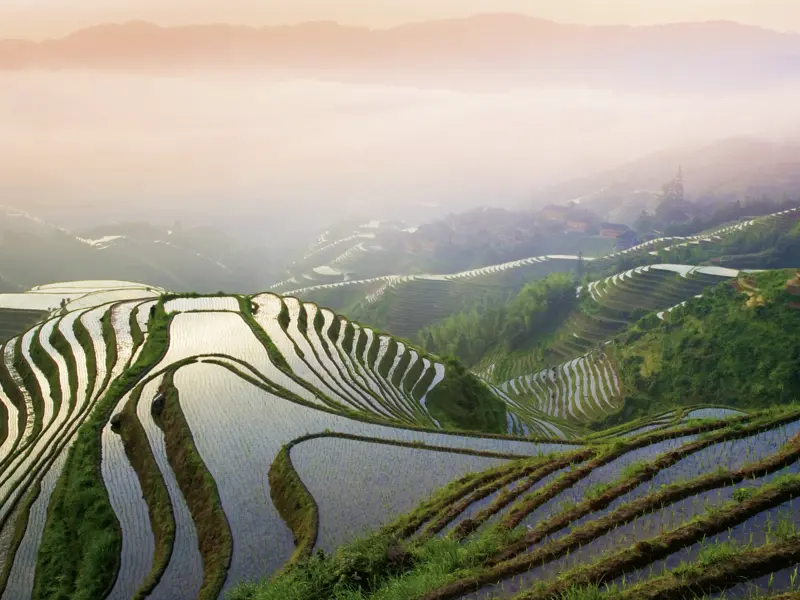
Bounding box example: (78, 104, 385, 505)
(2, 0, 799, 39)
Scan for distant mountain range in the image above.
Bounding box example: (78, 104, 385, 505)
(3, 15, 800, 88)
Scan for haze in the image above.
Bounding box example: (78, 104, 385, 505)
(3, 6, 800, 243)
(3, 70, 799, 240)
(3, 0, 800, 39)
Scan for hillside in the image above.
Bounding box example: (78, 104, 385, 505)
(0, 268, 797, 599)
(609, 269, 800, 424)
(286, 205, 799, 347)
(0, 207, 280, 293)
(276, 209, 618, 295)
(225, 270, 800, 600)
(0, 281, 588, 600)
(404, 208, 800, 431)
(3, 17, 800, 90)
(233, 405, 800, 600)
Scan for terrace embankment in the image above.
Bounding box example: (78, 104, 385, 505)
(493, 412, 800, 560)
(510, 474, 800, 600)
(117, 382, 175, 599)
(156, 373, 232, 600)
(418, 431, 800, 600)
(615, 534, 800, 600)
(498, 414, 757, 532)
(268, 445, 319, 564)
(33, 301, 169, 600)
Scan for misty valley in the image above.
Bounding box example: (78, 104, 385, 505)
(1, 7, 800, 600)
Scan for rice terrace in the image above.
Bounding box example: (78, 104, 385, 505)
(5, 5, 800, 597)
(0, 203, 797, 600)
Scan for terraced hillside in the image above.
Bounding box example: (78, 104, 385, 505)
(2, 279, 799, 600)
(0, 285, 584, 600)
(233, 405, 800, 600)
(446, 264, 737, 427)
(0, 309, 47, 344)
(478, 265, 800, 433)
(282, 256, 585, 340)
(280, 207, 800, 343)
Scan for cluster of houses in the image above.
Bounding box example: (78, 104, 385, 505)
(538, 204, 637, 250)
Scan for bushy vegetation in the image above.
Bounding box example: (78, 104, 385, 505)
(609, 270, 800, 423)
(424, 358, 507, 434)
(227, 527, 516, 600)
(419, 274, 578, 366)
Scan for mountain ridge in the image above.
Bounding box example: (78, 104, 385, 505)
(2, 14, 799, 89)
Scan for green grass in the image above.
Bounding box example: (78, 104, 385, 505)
(378, 339, 398, 378)
(101, 308, 118, 382)
(326, 316, 342, 346)
(226, 527, 519, 600)
(391, 351, 412, 388)
(129, 303, 145, 350)
(28, 321, 63, 418)
(0, 480, 42, 593)
(297, 302, 309, 333)
(0, 345, 25, 469)
(608, 269, 800, 423)
(268, 445, 319, 565)
(672, 541, 740, 577)
(403, 358, 425, 396)
(73, 317, 97, 403)
(355, 329, 369, 363)
(342, 321, 356, 355)
(117, 382, 176, 600)
(156, 373, 232, 600)
(238, 296, 290, 371)
(278, 300, 291, 330)
(33, 302, 171, 600)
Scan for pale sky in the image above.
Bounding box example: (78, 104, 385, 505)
(1, 0, 798, 40)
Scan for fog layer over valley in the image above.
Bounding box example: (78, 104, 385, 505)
(3, 70, 800, 241)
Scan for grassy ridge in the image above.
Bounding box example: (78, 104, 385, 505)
(229, 409, 800, 600)
(101, 308, 118, 383)
(129, 303, 144, 350)
(73, 317, 97, 404)
(33, 302, 170, 600)
(268, 445, 320, 565)
(157, 373, 232, 600)
(29, 321, 63, 419)
(238, 296, 290, 371)
(0, 482, 42, 593)
(117, 382, 176, 599)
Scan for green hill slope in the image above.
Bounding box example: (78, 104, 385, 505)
(609, 269, 800, 425)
